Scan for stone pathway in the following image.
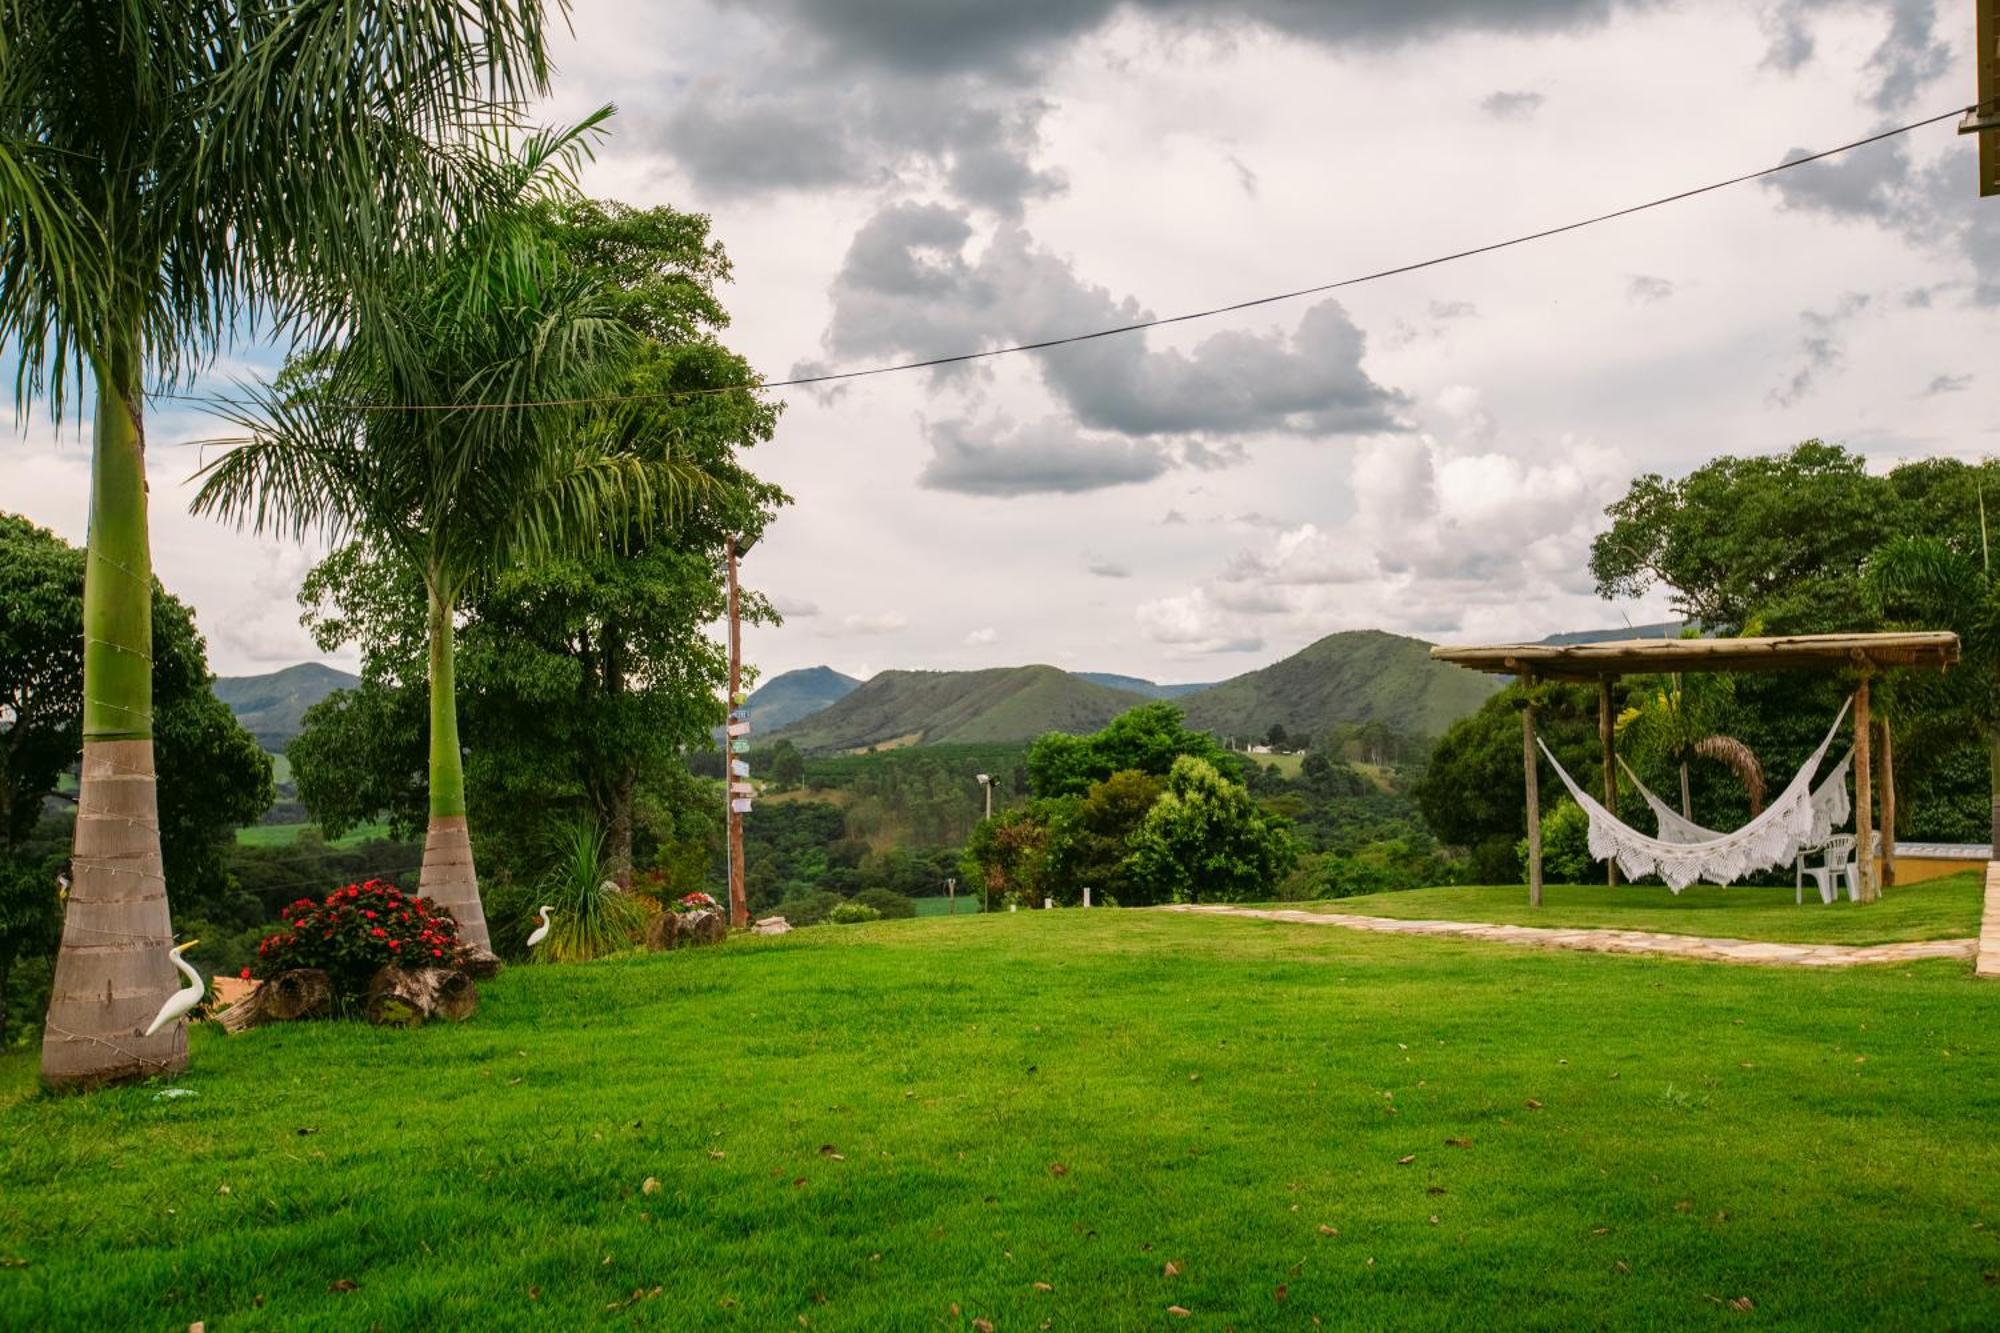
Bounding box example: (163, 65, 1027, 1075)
(1979, 862, 2000, 979)
(1160, 903, 1978, 969)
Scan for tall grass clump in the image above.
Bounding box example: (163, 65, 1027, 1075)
(532, 820, 646, 963)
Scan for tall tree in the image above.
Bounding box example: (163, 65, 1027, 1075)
(1, 0, 560, 1084)
(1, 513, 273, 1044)
(193, 145, 711, 960)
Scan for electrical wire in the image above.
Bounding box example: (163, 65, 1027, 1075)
(144, 104, 1973, 418)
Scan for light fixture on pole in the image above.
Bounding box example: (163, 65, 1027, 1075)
(976, 772, 992, 822)
(723, 531, 759, 930)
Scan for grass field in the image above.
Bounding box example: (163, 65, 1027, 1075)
(910, 894, 984, 917)
(2, 909, 1997, 1329)
(1315, 871, 1986, 945)
(234, 820, 391, 849)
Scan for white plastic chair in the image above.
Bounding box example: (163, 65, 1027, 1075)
(1797, 835, 1857, 905)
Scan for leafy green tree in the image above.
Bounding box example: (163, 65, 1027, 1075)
(4, 0, 558, 1086)
(1124, 756, 1296, 904)
(1043, 769, 1163, 906)
(1589, 441, 1884, 633)
(1414, 683, 1603, 880)
(765, 740, 807, 790)
(1027, 703, 1238, 798)
(1865, 529, 2000, 849)
(193, 130, 711, 959)
(960, 803, 1059, 909)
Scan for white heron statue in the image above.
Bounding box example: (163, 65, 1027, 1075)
(143, 939, 206, 1037)
(525, 906, 555, 949)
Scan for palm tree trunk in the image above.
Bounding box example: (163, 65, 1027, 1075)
(40, 353, 186, 1088)
(417, 584, 494, 965)
(603, 625, 633, 888)
(1678, 759, 1692, 820)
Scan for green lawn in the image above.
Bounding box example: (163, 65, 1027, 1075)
(3, 911, 1997, 1329)
(234, 819, 390, 849)
(1311, 870, 1987, 945)
(910, 894, 984, 917)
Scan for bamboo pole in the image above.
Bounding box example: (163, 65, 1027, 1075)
(1878, 714, 1897, 890)
(1523, 677, 1542, 908)
(1599, 677, 1618, 886)
(1855, 674, 1875, 902)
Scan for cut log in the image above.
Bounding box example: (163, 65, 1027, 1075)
(219, 968, 332, 1034)
(643, 910, 681, 952)
(680, 909, 726, 946)
(365, 967, 478, 1027)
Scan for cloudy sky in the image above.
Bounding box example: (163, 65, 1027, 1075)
(6, 0, 1998, 684)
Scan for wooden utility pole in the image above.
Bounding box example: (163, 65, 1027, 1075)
(1522, 676, 1543, 908)
(1965, 0, 2000, 196)
(1855, 673, 1875, 902)
(725, 536, 747, 929)
(1599, 677, 1619, 886)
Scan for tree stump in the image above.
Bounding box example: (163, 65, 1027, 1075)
(681, 909, 726, 946)
(365, 967, 478, 1027)
(643, 910, 681, 952)
(219, 968, 332, 1034)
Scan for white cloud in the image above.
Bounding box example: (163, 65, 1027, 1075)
(964, 626, 1000, 646)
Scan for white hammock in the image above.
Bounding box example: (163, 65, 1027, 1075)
(1538, 698, 1852, 891)
(1616, 750, 1854, 850)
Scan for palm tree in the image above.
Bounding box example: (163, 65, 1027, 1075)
(1864, 530, 2000, 851)
(193, 123, 703, 965)
(1, 0, 559, 1087)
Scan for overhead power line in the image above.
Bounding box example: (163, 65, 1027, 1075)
(154, 104, 1972, 417)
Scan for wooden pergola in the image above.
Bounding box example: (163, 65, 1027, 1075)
(1429, 632, 1961, 905)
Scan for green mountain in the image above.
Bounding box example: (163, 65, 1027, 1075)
(1178, 630, 1499, 741)
(742, 666, 861, 734)
(1073, 672, 1213, 699)
(212, 661, 358, 748)
(770, 666, 1151, 752)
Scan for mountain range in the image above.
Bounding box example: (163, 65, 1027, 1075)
(212, 661, 358, 749)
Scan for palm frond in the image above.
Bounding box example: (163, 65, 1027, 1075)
(1694, 734, 1766, 814)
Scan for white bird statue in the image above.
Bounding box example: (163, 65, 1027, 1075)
(143, 939, 206, 1037)
(525, 906, 554, 949)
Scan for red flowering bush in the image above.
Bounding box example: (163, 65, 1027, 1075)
(672, 890, 719, 916)
(253, 880, 461, 997)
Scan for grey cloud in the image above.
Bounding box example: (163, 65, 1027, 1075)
(1766, 139, 2000, 307)
(919, 417, 1173, 496)
(826, 203, 1408, 438)
(1429, 300, 1478, 319)
(1480, 90, 1545, 121)
(1087, 558, 1132, 578)
(1626, 274, 1676, 304)
(1771, 292, 1871, 407)
(735, 1, 1647, 76)
(1162, 509, 1189, 525)
(1923, 373, 1972, 396)
(1225, 151, 1259, 197)
(771, 594, 821, 618)
(1761, 0, 1949, 113)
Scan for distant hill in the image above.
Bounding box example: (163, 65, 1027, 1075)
(741, 666, 861, 734)
(1178, 630, 1499, 742)
(1538, 621, 1687, 645)
(770, 666, 1151, 752)
(1073, 672, 1213, 699)
(213, 661, 358, 748)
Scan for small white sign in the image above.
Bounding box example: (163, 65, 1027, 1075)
(729, 781, 754, 796)
(730, 798, 753, 814)
(730, 759, 750, 778)
(725, 721, 751, 738)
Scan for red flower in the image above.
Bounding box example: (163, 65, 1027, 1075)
(364, 910, 377, 920)
(431, 948, 443, 957)
(371, 927, 387, 938)
(240, 966, 253, 980)
(387, 939, 401, 950)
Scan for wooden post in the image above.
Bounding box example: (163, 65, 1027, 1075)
(1523, 677, 1542, 908)
(1599, 677, 1618, 887)
(725, 537, 747, 929)
(1854, 673, 1875, 902)
(1878, 713, 1897, 890)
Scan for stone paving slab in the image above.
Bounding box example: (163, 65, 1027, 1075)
(1979, 861, 2000, 979)
(1160, 903, 1979, 969)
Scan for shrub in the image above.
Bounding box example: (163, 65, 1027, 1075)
(533, 820, 647, 963)
(773, 889, 843, 926)
(1517, 799, 1599, 883)
(852, 888, 915, 919)
(828, 901, 881, 924)
(254, 880, 460, 995)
